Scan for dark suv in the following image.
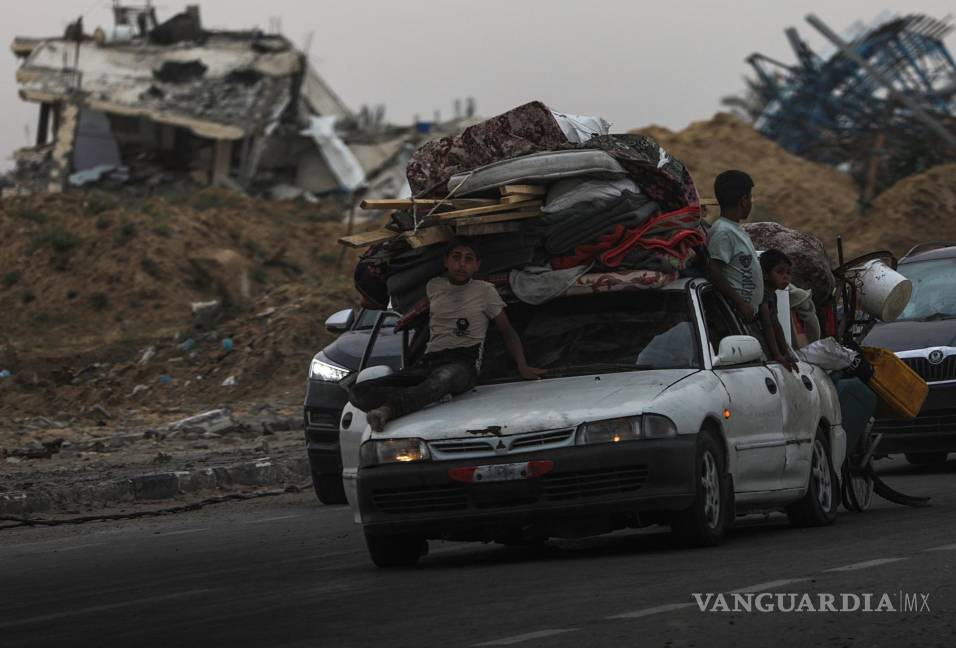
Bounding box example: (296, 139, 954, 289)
(863, 243, 956, 465)
(304, 308, 402, 503)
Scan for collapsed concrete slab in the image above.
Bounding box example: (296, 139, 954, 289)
(8, 3, 358, 198)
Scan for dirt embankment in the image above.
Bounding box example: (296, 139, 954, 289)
(842, 162, 956, 258)
(634, 113, 956, 260)
(635, 113, 859, 256)
(0, 189, 362, 420)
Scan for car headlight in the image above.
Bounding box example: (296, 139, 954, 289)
(360, 438, 431, 467)
(577, 416, 642, 445)
(309, 354, 351, 382)
(642, 414, 678, 439)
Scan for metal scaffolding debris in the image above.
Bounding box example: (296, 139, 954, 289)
(726, 13, 956, 202)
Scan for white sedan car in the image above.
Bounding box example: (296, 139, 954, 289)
(339, 278, 846, 567)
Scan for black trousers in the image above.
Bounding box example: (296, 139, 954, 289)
(348, 347, 479, 418)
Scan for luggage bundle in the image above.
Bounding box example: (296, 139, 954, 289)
(342, 101, 705, 315)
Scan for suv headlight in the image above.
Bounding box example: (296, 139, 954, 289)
(577, 416, 642, 445)
(360, 438, 431, 467)
(642, 414, 677, 439)
(309, 354, 350, 382)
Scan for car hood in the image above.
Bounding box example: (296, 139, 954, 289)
(323, 328, 402, 372)
(378, 369, 699, 440)
(863, 319, 956, 352)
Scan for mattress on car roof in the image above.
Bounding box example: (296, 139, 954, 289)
(448, 149, 627, 197)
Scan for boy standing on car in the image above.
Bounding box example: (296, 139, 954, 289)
(706, 170, 764, 325)
(350, 238, 546, 432)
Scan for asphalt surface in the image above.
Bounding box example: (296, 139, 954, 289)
(3, 458, 956, 648)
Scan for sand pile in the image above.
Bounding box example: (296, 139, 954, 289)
(634, 113, 861, 254)
(841, 163, 956, 258)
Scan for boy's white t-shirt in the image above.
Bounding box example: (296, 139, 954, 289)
(425, 277, 505, 354)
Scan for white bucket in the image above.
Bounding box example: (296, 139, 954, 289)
(846, 260, 912, 322)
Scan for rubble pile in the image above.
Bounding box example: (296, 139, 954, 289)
(348, 101, 705, 323)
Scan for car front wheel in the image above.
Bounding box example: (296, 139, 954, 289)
(364, 531, 427, 568)
(672, 430, 727, 547)
(788, 430, 838, 527)
(309, 461, 346, 505)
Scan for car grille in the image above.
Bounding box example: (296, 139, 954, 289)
(372, 485, 468, 514)
(900, 356, 956, 383)
(510, 428, 575, 450)
(429, 439, 496, 455)
(873, 408, 956, 435)
(429, 428, 576, 459)
(542, 466, 649, 501)
(370, 464, 651, 515)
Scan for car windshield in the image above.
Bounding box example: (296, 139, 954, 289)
(479, 291, 700, 384)
(896, 258, 956, 321)
(354, 309, 398, 330)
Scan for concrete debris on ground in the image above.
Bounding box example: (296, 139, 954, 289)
(0, 404, 307, 514)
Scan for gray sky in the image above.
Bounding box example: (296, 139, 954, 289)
(3, 0, 955, 171)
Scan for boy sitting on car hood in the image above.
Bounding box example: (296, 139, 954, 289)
(350, 238, 546, 432)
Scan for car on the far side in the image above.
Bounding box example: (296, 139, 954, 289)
(304, 308, 401, 503)
(863, 243, 956, 465)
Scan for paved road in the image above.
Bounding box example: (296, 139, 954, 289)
(3, 459, 956, 648)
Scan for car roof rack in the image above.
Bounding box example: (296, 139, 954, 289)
(902, 241, 956, 259)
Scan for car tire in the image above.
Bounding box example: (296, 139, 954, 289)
(671, 430, 727, 547)
(364, 531, 427, 568)
(904, 452, 949, 466)
(787, 429, 838, 527)
(310, 465, 346, 505)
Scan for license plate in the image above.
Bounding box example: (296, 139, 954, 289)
(473, 462, 530, 483)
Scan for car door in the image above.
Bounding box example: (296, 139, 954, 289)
(760, 282, 821, 489)
(699, 288, 786, 493)
(765, 359, 820, 490)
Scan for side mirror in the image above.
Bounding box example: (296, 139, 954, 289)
(356, 365, 394, 384)
(714, 335, 764, 367)
(325, 308, 354, 333)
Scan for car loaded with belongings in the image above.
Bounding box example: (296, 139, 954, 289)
(333, 101, 919, 567)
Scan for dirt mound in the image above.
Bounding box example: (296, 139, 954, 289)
(842, 163, 956, 258)
(633, 113, 860, 254)
(0, 189, 367, 418)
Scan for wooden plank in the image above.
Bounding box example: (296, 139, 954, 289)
(338, 228, 398, 248)
(452, 208, 542, 227)
(500, 184, 546, 196)
(403, 225, 452, 249)
(499, 194, 537, 204)
(456, 221, 525, 236)
(700, 198, 718, 206)
(438, 199, 542, 221)
(360, 198, 497, 210)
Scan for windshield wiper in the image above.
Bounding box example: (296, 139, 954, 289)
(920, 312, 956, 322)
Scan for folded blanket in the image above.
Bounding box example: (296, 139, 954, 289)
(550, 225, 628, 270)
(542, 177, 640, 214)
(599, 206, 705, 268)
(543, 191, 660, 256)
(564, 269, 677, 296)
(509, 264, 593, 305)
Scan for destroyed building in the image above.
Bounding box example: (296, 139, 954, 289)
(7, 3, 478, 202)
